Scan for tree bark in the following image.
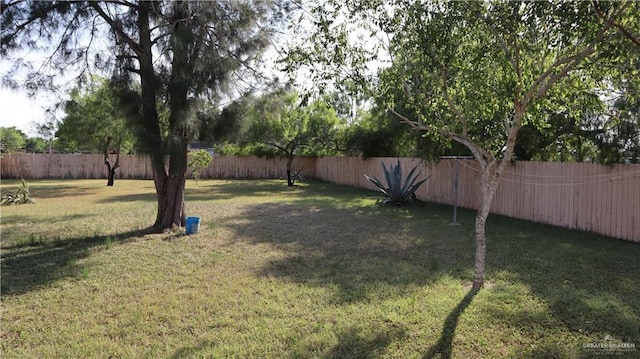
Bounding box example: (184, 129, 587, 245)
(104, 137, 120, 187)
(472, 164, 500, 289)
(136, 3, 185, 231)
(104, 156, 114, 186)
(153, 1, 192, 230)
(286, 152, 295, 187)
(105, 153, 120, 186)
(471, 111, 524, 289)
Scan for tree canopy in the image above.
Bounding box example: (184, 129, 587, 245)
(56, 77, 138, 154)
(0, 127, 26, 155)
(2, 0, 293, 229)
(285, 0, 639, 288)
(221, 89, 344, 186)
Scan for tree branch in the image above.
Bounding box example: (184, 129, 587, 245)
(388, 108, 492, 168)
(90, 2, 143, 57)
(592, 0, 640, 47)
(523, 1, 627, 105)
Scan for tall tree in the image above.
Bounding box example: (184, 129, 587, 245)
(2, 1, 289, 230)
(286, 0, 637, 288)
(34, 117, 57, 155)
(0, 127, 26, 155)
(56, 77, 138, 185)
(233, 90, 343, 186)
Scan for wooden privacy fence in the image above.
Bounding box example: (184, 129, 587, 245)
(0, 154, 154, 179)
(314, 157, 640, 243)
(1, 154, 639, 242)
(0, 154, 316, 180)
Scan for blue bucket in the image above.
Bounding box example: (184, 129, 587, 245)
(185, 216, 200, 235)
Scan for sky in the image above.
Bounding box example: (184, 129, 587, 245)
(0, 87, 53, 137)
(0, 48, 71, 138)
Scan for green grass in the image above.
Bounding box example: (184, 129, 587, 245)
(1, 178, 639, 358)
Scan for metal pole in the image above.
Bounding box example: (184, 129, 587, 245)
(441, 156, 472, 225)
(451, 159, 460, 226)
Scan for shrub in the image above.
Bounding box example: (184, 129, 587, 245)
(1, 179, 35, 205)
(187, 150, 213, 185)
(364, 159, 429, 205)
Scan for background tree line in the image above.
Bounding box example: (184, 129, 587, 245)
(6, 74, 638, 166)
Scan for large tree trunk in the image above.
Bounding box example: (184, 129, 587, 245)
(136, 3, 185, 231)
(151, 1, 192, 230)
(158, 172, 187, 228)
(93, 1, 189, 231)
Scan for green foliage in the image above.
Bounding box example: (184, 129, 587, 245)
(238, 90, 345, 158)
(187, 150, 213, 185)
(0, 127, 26, 155)
(286, 1, 639, 163)
(343, 107, 466, 159)
(364, 159, 429, 206)
(1, 179, 35, 205)
(196, 98, 252, 145)
(24, 137, 47, 153)
(56, 77, 138, 154)
(2, 0, 291, 227)
(228, 90, 346, 186)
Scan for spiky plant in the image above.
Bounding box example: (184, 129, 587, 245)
(1, 179, 35, 205)
(364, 159, 429, 205)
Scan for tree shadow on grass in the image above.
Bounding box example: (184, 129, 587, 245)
(323, 325, 407, 359)
(482, 217, 640, 355)
(221, 192, 640, 357)
(169, 324, 407, 359)
(0, 181, 97, 199)
(95, 183, 245, 203)
(225, 202, 474, 304)
(423, 287, 479, 359)
(1, 228, 151, 296)
(217, 201, 475, 356)
(97, 192, 157, 203)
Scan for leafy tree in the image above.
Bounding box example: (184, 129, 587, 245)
(24, 137, 47, 153)
(192, 97, 252, 146)
(602, 96, 640, 163)
(0, 127, 26, 155)
(513, 103, 640, 164)
(2, 1, 290, 230)
(187, 149, 212, 185)
(342, 105, 466, 159)
(56, 77, 138, 185)
(241, 90, 343, 186)
(57, 78, 137, 154)
(287, 0, 637, 288)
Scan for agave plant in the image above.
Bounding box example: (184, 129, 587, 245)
(364, 159, 429, 205)
(1, 179, 35, 205)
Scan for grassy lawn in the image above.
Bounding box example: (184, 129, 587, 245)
(1, 178, 638, 358)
